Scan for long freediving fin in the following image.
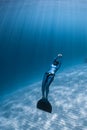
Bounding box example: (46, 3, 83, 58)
(37, 98, 52, 113)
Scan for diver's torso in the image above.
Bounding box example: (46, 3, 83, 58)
(47, 64, 59, 74)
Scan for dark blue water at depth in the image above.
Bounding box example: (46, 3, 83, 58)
(0, 0, 87, 98)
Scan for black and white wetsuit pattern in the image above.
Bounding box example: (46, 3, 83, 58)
(42, 56, 62, 99)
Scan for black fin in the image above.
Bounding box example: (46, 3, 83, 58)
(37, 98, 52, 113)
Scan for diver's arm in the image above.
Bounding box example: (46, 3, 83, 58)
(55, 62, 61, 73)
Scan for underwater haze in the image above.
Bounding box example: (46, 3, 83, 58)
(0, 0, 87, 97)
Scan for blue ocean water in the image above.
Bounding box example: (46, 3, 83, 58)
(0, 0, 87, 98)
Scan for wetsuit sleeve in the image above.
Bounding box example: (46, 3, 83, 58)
(55, 62, 61, 72)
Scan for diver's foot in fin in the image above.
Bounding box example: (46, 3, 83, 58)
(36, 98, 52, 113)
(42, 97, 48, 102)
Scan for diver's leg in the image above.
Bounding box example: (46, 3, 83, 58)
(41, 73, 48, 98)
(46, 75, 54, 99)
(46, 86, 49, 100)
